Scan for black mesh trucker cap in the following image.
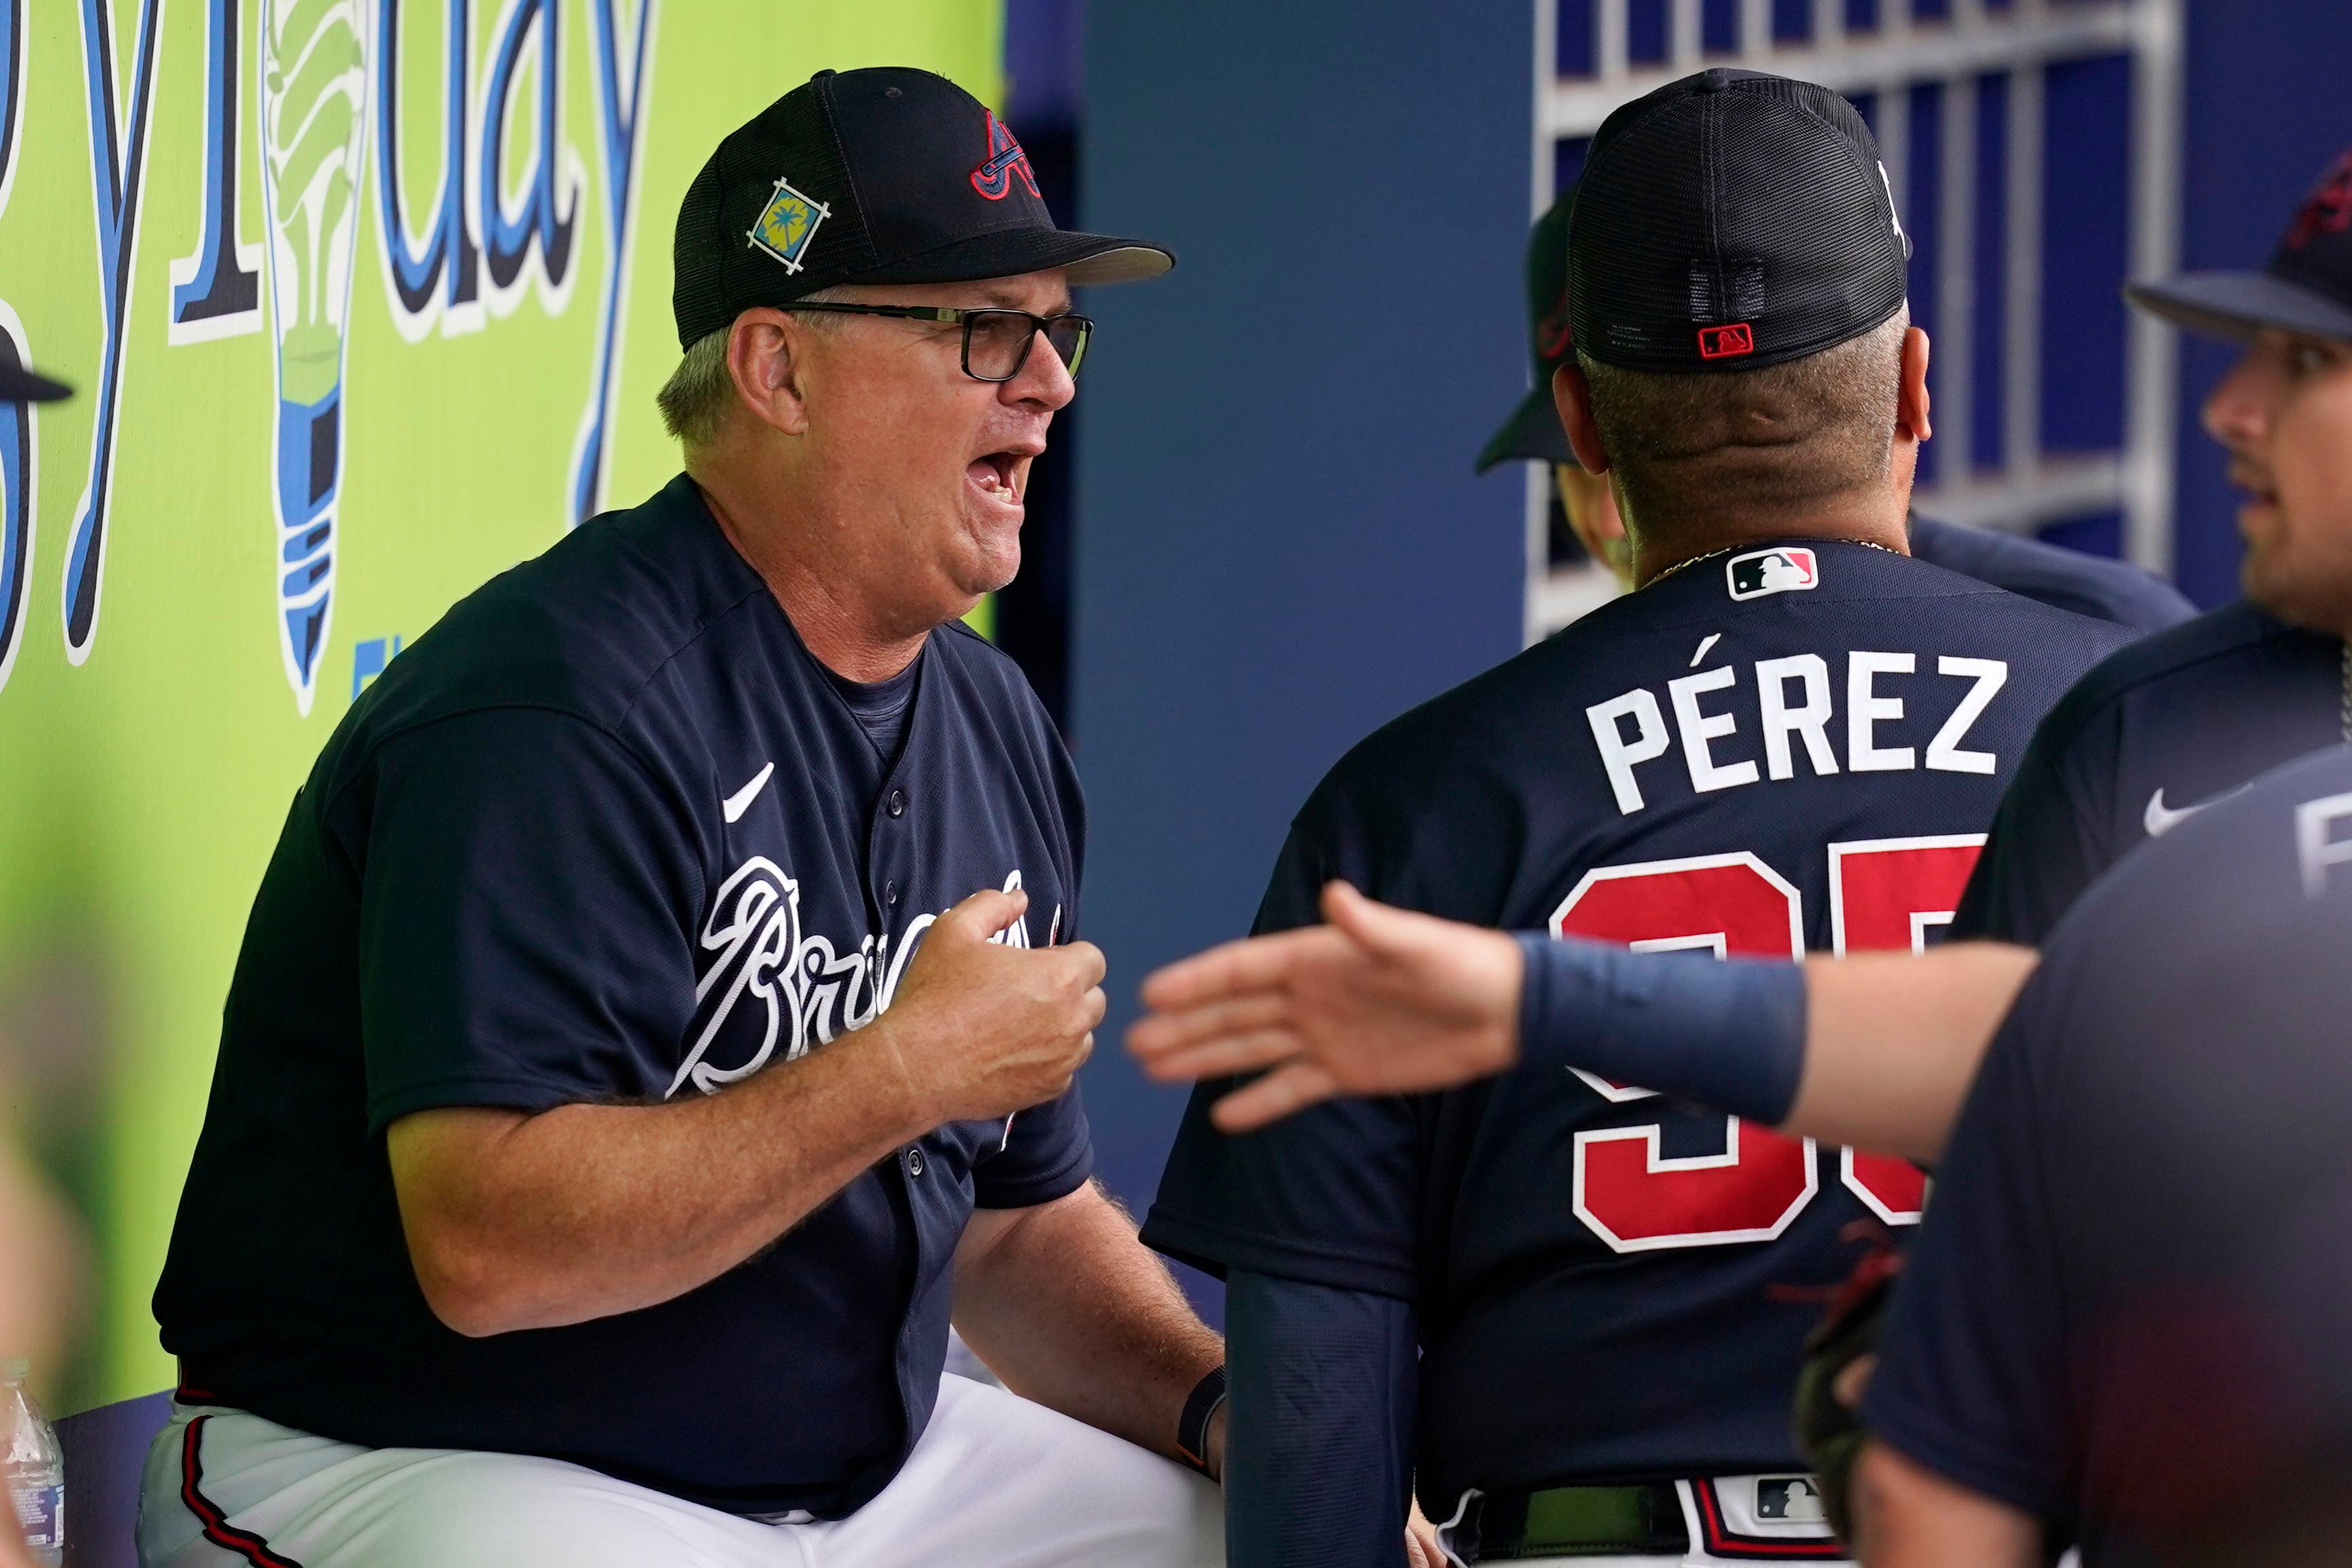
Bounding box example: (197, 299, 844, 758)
(1569, 68, 1909, 374)
(2129, 149, 2352, 345)
(673, 67, 1173, 348)
(1477, 190, 1577, 473)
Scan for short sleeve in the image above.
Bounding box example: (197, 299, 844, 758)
(1864, 977, 2070, 1516)
(1142, 826, 1426, 1300)
(346, 708, 703, 1132)
(1949, 707, 2114, 945)
(972, 1083, 1094, 1209)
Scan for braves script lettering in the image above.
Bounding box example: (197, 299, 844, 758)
(669, 860, 1054, 1099)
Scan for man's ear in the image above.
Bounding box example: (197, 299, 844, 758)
(1896, 325, 1933, 445)
(726, 308, 814, 437)
(1552, 362, 1612, 475)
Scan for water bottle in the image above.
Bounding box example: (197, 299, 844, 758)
(1, 1360, 62, 1567)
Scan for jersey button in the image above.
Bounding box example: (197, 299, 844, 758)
(905, 1147, 926, 1178)
(884, 879, 899, 907)
(888, 789, 906, 818)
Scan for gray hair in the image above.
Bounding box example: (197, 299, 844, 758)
(1578, 307, 1910, 527)
(655, 285, 858, 451)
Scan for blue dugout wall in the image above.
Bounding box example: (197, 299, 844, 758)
(1070, 3, 1530, 1243)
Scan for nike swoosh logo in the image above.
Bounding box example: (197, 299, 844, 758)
(722, 762, 776, 824)
(2143, 783, 2250, 839)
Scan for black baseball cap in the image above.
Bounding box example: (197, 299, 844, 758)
(1569, 68, 1909, 374)
(1476, 190, 1577, 473)
(2129, 150, 2352, 344)
(674, 67, 1173, 349)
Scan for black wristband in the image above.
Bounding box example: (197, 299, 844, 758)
(1174, 1364, 1228, 1474)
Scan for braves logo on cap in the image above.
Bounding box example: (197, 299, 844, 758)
(970, 110, 1041, 202)
(747, 177, 831, 274)
(2283, 151, 2352, 253)
(1727, 546, 1818, 600)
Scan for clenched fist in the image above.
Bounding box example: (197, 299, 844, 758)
(874, 887, 1106, 1128)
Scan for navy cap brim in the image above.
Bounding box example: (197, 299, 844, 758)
(832, 225, 1173, 290)
(1476, 384, 1573, 473)
(0, 358, 70, 403)
(2127, 270, 2352, 346)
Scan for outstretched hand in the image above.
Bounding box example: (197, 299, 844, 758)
(1127, 882, 1524, 1132)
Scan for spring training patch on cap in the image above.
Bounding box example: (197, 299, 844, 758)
(747, 177, 831, 274)
(1727, 546, 1818, 600)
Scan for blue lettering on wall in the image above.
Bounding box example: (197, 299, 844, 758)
(374, 0, 483, 338)
(0, 0, 40, 696)
(350, 633, 404, 699)
(62, 0, 166, 665)
(568, 0, 656, 524)
(478, 0, 579, 308)
(168, 0, 264, 344)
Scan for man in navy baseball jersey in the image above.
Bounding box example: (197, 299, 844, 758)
(1853, 744, 2352, 1566)
(139, 69, 1225, 1568)
(1142, 70, 2131, 1568)
(1481, 189, 2196, 634)
(1951, 145, 2352, 949)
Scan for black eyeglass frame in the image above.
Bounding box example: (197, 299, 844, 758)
(776, 302, 1093, 382)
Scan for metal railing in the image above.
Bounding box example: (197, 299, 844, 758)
(1525, 0, 2184, 640)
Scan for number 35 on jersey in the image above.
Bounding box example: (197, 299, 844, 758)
(1550, 837, 1983, 1252)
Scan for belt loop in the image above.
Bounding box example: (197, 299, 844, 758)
(1433, 1487, 1484, 1566)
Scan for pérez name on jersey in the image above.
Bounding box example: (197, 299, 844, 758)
(1586, 646, 2009, 814)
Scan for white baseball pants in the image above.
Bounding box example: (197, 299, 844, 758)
(137, 1373, 1223, 1568)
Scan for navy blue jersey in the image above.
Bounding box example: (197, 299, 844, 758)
(1144, 541, 2132, 1503)
(1951, 600, 2345, 945)
(153, 475, 1093, 1518)
(1868, 744, 2352, 1565)
(1906, 515, 2194, 636)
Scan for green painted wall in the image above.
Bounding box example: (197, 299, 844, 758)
(0, 0, 1003, 1408)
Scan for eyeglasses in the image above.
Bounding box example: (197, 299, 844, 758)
(778, 302, 1093, 382)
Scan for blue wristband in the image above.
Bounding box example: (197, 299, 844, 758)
(1514, 934, 1807, 1125)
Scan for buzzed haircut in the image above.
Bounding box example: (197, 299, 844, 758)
(1579, 308, 1908, 530)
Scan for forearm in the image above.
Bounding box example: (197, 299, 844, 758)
(952, 1182, 1223, 1464)
(1848, 1442, 2039, 1567)
(1788, 943, 2036, 1163)
(391, 1018, 932, 1335)
(1225, 1270, 1417, 1568)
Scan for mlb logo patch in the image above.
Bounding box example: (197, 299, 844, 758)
(1726, 546, 1819, 600)
(747, 177, 831, 274)
(1697, 323, 1756, 360)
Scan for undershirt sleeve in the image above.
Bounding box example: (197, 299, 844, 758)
(1225, 1270, 1417, 1568)
(344, 708, 703, 1132)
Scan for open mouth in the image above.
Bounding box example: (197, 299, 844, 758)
(2228, 462, 2281, 515)
(967, 450, 1028, 509)
(969, 452, 1022, 503)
